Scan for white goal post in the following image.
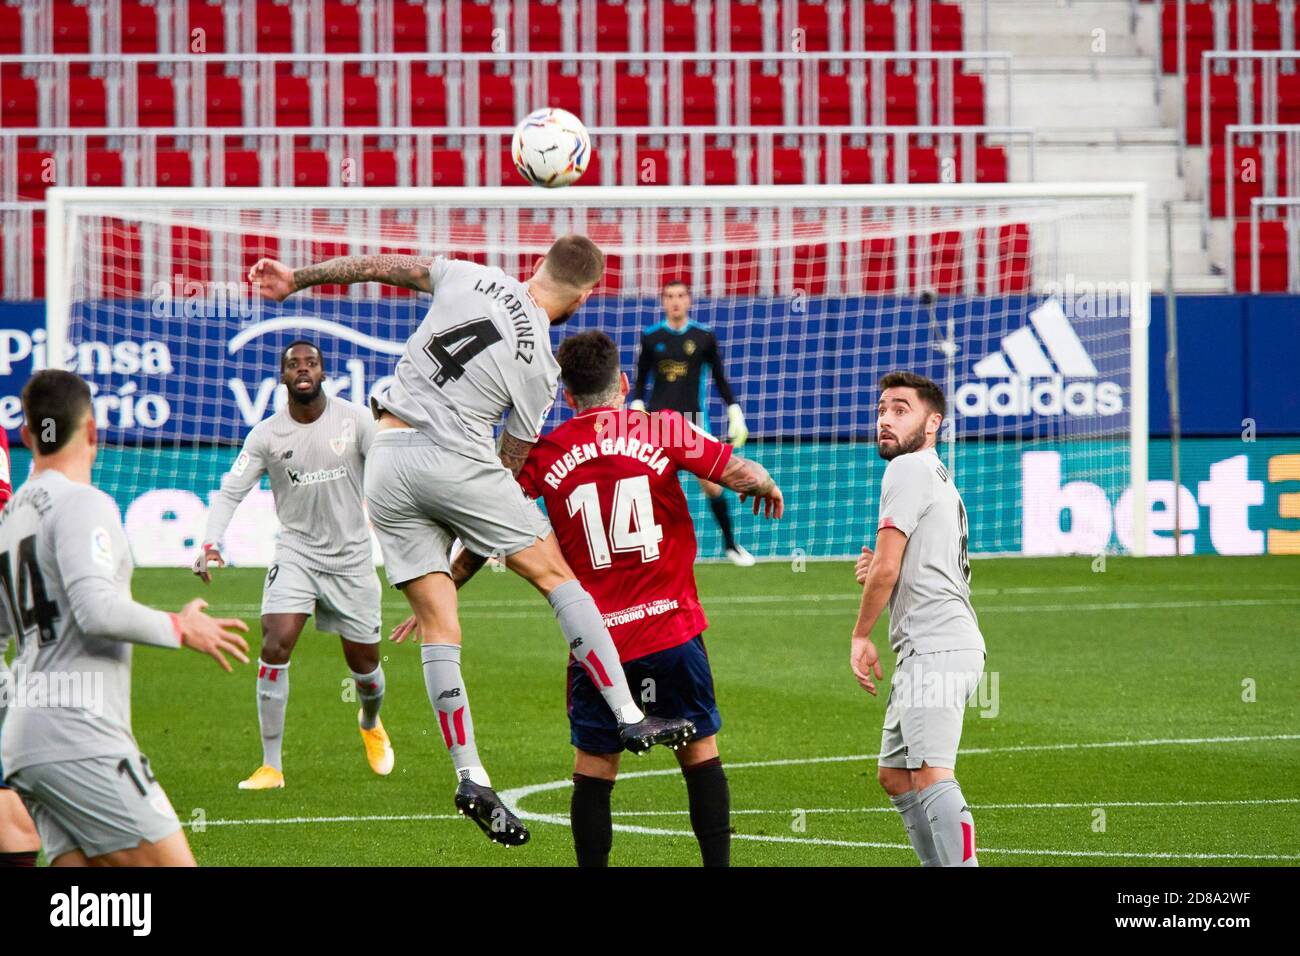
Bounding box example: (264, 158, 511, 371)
(44, 183, 1149, 561)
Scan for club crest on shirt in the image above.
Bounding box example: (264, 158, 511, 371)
(684, 339, 697, 356)
(331, 418, 356, 456)
(91, 527, 113, 568)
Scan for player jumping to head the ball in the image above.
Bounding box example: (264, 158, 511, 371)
(851, 372, 986, 867)
(194, 341, 392, 791)
(633, 280, 755, 566)
(394, 330, 785, 866)
(248, 236, 697, 848)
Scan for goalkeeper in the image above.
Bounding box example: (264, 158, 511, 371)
(633, 280, 755, 566)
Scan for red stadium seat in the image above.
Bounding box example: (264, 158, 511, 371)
(827, 145, 873, 184)
(794, 1, 838, 52)
(138, 76, 177, 127)
(1185, 72, 1238, 145)
(362, 149, 402, 187)
(392, 0, 428, 51)
(727, 1, 765, 52)
(85, 149, 124, 186)
(0, 78, 38, 128)
(525, 0, 562, 51)
(768, 146, 806, 184)
(863, 2, 897, 50)
(256, 0, 294, 53)
(661, 0, 698, 51)
(274, 75, 312, 126)
(544, 67, 583, 112)
(701, 145, 738, 185)
(595, 1, 633, 51)
(616, 71, 650, 125)
(222, 149, 262, 186)
(817, 69, 852, 125)
(463, 0, 502, 52)
(1234, 219, 1288, 291)
(121, 0, 159, 53)
(927, 3, 964, 53)
(187, 0, 228, 52)
(681, 72, 717, 125)
(292, 149, 330, 186)
(636, 144, 670, 185)
(1161, 0, 1215, 73)
(325, 2, 362, 52)
(101, 223, 143, 296)
(343, 73, 380, 126)
(53, 1, 91, 52)
(409, 71, 448, 125)
(1278, 74, 1300, 124)
(884, 72, 918, 125)
(69, 78, 108, 128)
(153, 149, 194, 186)
(747, 69, 785, 124)
(18, 150, 56, 199)
(949, 73, 985, 126)
(975, 145, 1008, 183)
(205, 75, 245, 126)
(905, 145, 940, 183)
(0, 3, 21, 54)
(475, 70, 516, 125)
(430, 147, 466, 186)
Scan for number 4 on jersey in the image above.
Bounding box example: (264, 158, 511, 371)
(423, 318, 503, 387)
(567, 476, 664, 569)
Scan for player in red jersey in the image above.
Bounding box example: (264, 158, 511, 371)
(0, 426, 43, 867)
(397, 330, 782, 865)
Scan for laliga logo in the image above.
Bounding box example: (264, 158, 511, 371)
(955, 300, 1123, 418)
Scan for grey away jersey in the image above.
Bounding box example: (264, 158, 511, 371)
(0, 470, 179, 775)
(374, 257, 560, 462)
(877, 447, 985, 657)
(203, 396, 377, 576)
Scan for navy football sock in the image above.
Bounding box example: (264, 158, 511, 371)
(570, 773, 615, 867)
(682, 756, 731, 867)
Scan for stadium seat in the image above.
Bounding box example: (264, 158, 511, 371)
(525, 1, 562, 52)
(101, 223, 143, 296)
(794, 1, 837, 52)
(138, 76, 177, 127)
(85, 149, 125, 186)
(204, 75, 245, 126)
(256, 0, 294, 53)
(544, 66, 583, 112)
(986, 223, 1031, 294)
(1234, 219, 1288, 291)
(762, 145, 806, 184)
(17, 150, 56, 199)
(362, 149, 402, 187)
(292, 149, 331, 186)
(862, 2, 897, 51)
(747, 68, 786, 124)
(409, 71, 448, 126)
(324, 2, 363, 53)
(1185, 72, 1238, 145)
(153, 148, 194, 186)
(884, 72, 918, 125)
(274, 75, 312, 127)
(68, 78, 108, 128)
(344, 73, 380, 126)
(121, 0, 160, 53)
(222, 149, 262, 186)
(975, 145, 1008, 183)
(701, 145, 738, 185)
(0, 78, 38, 128)
(391, 0, 429, 52)
(0, 3, 21, 55)
(429, 147, 466, 186)
(474, 69, 516, 125)
(681, 72, 717, 125)
(926, 3, 964, 53)
(464, 0, 504, 52)
(949, 73, 985, 126)
(829, 145, 874, 184)
(636, 144, 671, 185)
(1209, 144, 1266, 218)
(616, 71, 651, 125)
(660, 0, 698, 51)
(1161, 0, 1215, 73)
(53, 1, 91, 52)
(595, 1, 633, 51)
(187, 0, 228, 52)
(817, 69, 852, 124)
(727, 1, 765, 52)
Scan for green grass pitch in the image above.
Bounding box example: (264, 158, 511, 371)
(124, 555, 1299, 867)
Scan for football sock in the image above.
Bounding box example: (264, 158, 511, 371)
(351, 663, 385, 730)
(682, 756, 731, 867)
(0, 851, 37, 867)
(890, 789, 940, 867)
(548, 580, 644, 725)
(570, 773, 615, 867)
(920, 778, 978, 867)
(708, 493, 738, 551)
(421, 644, 490, 786)
(255, 660, 289, 771)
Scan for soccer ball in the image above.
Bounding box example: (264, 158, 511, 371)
(511, 108, 591, 188)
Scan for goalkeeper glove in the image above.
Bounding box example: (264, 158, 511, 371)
(727, 404, 749, 449)
(629, 400, 647, 413)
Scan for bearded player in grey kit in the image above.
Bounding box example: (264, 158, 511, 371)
(851, 371, 985, 867)
(194, 340, 391, 791)
(0, 370, 249, 866)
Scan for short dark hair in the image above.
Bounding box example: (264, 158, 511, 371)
(281, 339, 322, 370)
(661, 280, 689, 294)
(879, 371, 946, 419)
(544, 234, 605, 290)
(557, 330, 620, 402)
(22, 370, 93, 455)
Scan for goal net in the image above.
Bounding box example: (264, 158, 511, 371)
(45, 184, 1149, 566)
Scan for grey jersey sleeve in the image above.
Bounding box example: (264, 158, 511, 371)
(503, 370, 558, 445)
(878, 454, 933, 537)
(55, 491, 179, 649)
(202, 427, 269, 547)
(357, 406, 377, 458)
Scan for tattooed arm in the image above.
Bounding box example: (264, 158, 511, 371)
(247, 254, 435, 301)
(715, 453, 784, 519)
(498, 432, 535, 479)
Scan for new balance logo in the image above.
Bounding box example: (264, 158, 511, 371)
(280, 450, 293, 460)
(956, 299, 1123, 418)
(437, 689, 461, 701)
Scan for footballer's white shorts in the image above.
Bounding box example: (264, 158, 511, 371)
(7, 753, 181, 861)
(878, 648, 985, 771)
(261, 560, 383, 644)
(364, 429, 552, 588)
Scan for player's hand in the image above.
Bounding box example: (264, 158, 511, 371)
(727, 404, 749, 449)
(177, 598, 250, 672)
(390, 615, 421, 644)
(854, 545, 875, 585)
(850, 633, 883, 695)
(248, 258, 297, 302)
(192, 543, 225, 584)
(739, 482, 784, 520)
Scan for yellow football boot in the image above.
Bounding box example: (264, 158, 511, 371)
(359, 712, 395, 776)
(237, 765, 285, 790)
